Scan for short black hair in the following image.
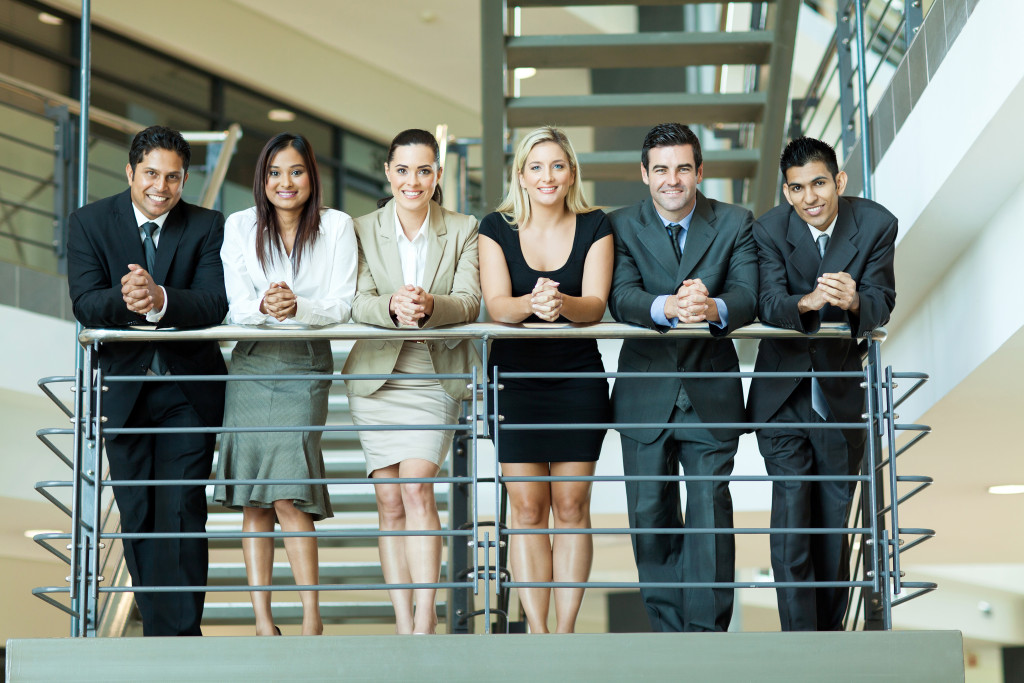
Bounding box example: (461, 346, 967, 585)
(641, 123, 702, 170)
(128, 125, 191, 174)
(780, 136, 839, 179)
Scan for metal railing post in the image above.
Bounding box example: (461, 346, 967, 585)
(835, 0, 858, 159)
(448, 391, 473, 633)
(904, 0, 924, 47)
(852, 0, 874, 199)
(860, 336, 887, 629)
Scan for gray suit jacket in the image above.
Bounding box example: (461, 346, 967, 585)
(608, 193, 758, 443)
(342, 200, 481, 401)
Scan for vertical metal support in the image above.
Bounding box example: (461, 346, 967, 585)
(480, 0, 508, 211)
(904, 0, 924, 47)
(852, 0, 874, 199)
(448, 399, 473, 633)
(82, 344, 104, 637)
(884, 366, 902, 596)
(835, 1, 857, 159)
(860, 337, 887, 630)
(77, 0, 91, 210)
(48, 104, 75, 274)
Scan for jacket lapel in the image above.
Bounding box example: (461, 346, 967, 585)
(153, 203, 184, 283)
(819, 198, 858, 276)
(377, 204, 404, 289)
(786, 210, 821, 283)
(116, 190, 148, 270)
(677, 192, 714, 280)
(422, 201, 448, 292)
(637, 199, 679, 278)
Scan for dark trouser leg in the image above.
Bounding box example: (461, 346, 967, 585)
(620, 428, 685, 632)
(675, 408, 737, 632)
(105, 382, 213, 636)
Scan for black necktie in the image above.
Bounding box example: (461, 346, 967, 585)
(140, 221, 166, 374)
(142, 221, 159, 273)
(667, 223, 683, 261)
(817, 233, 829, 259)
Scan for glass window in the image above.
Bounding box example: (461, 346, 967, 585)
(343, 133, 387, 180)
(343, 186, 379, 218)
(223, 85, 332, 156)
(1, 0, 73, 55)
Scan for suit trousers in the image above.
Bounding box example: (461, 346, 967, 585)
(620, 402, 737, 632)
(104, 380, 214, 636)
(756, 380, 863, 631)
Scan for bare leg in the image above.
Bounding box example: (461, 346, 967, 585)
(550, 461, 596, 633)
(504, 462, 553, 633)
(373, 464, 414, 634)
(274, 500, 323, 636)
(399, 458, 443, 634)
(242, 506, 278, 636)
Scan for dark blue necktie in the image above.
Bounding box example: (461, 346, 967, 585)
(667, 223, 683, 261)
(811, 231, 830, 419)
(141, 222, 166, 375)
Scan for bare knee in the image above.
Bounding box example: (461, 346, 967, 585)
(375, 485, 406, 527)
(272, 499, 310, 525)
(400, 482, 436, 518)
(551, 494, 590, 527)
(512, 496, 550, 528)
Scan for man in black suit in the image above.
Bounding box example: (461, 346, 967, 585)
(748, 136, 896, 631)
(608, 123, 758, 632)
(67, 125, 228, 636)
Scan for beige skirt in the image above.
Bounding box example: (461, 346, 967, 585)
(349, 341, 460, 475)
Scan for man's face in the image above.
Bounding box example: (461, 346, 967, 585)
(641, 144, 703, 222)
(126, 148, 188, 220)
(782, 161, 847, 230)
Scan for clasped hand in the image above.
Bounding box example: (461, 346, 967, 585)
(530, 277, 562, 322)
(390, 284, 434, 327)
(805, 272, 859, 312)
(261, 281, 297, 321)
(665, 278, 712, 324)
(121, 263, 164, 315)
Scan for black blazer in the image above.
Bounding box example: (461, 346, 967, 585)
(67, 189, 228, 429)
(747, 196, 897, 446)
(608, 193, 759, 443)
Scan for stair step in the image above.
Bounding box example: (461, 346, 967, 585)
(507, 92, 766, 128)
(207, 561, 449, 585)
(201, 601, 447, 625)
(508, 31, 773, 70)
(577, 148, 759, 181)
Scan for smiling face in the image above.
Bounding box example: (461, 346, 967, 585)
(125, 148, 188, 220)
(518, 141, 574, 210)
(782, 161, 848, 230)
(265, 145, 311, 215)
(385, 143, 440, 214)
(641, 144, 703, 222)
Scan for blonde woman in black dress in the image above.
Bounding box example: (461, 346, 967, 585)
(479, 126, 613, 633)
(215, 133, 357, 636)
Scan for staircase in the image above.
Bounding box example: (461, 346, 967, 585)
(481, 0, 801, 215)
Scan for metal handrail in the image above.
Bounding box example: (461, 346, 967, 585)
(38, 321, 931, 635)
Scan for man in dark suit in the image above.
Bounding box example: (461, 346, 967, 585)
(748, 136, 896, 631)
(67, 125, 228, 636)
(608, 123, 758, 632)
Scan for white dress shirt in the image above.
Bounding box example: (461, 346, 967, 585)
(394, 201, 429, 287)
(131, 203, 169, 323)
(807, 214, 838, 244)
(221, 207, 358, 326)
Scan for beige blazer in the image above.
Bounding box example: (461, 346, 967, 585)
(343, 200, 481, 400)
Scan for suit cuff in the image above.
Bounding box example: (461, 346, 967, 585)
(146, 287, 168, 323)
(650, 295, 678, 328)
(710, 297, 727, 330)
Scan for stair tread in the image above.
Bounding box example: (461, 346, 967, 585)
(577, 149, 759, 181)
(507, 92, 767, 128)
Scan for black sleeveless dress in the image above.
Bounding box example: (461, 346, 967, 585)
(479, 210, 612, 463)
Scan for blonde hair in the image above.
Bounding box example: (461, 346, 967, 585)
(495, 126, 594, 228)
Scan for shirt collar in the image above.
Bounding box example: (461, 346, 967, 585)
(132, 203, 170, 230)
(807, 213, 838, 241)
(655, 202, 696, 231)
(393, 201, 429, 244)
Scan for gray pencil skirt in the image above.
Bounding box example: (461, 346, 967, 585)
(214, 340, 334, 521)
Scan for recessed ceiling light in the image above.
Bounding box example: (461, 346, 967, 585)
(988, 484, 1024, 495)
(514, 67, 537, 80)
(268, 109, 296, 122)
(38, 12, 64, 26)
(24, 529, 62, 538)
(419, 10, 438, 23)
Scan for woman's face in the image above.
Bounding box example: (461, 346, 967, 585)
(385, 144, 441, 214)
(265, 145, 311, 214)
(518, 141, 574, 210)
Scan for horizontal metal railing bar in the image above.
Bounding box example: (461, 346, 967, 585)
(37, 377, 76, 417)
(894, 424, 930, 431)
(896, 528, 934, 536)
(30, 589, 78, 617)
(891, 587, 937, 607)
(501, 527, 870, 536)
(79, 321, 885, 344)
(109, 476, 474, 486)
(98, 582, 469, 593)
(498, 370, 865, 379)
(505, 580, 874, 590)
(0, 128, 55, 154)
(0, 197, 57, 219)
(105, 529, 473, 540)
(497, 422, 869, 431)
(0, 163, 55, 185)
(0, 230, 55, 249)
(103, 423, 471, 436)
(498, 474, 870, 483)
(101, 372, 472, 383)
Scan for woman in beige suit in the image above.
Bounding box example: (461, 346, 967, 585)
(343, 128, 480, 634)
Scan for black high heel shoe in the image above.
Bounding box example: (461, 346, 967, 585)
(274, 625, 282, 636)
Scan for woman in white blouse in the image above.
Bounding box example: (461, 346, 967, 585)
(214, 133, 357, 636)
(343, 129, 480, 634)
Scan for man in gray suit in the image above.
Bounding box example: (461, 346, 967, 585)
(608, 123, 758, 632)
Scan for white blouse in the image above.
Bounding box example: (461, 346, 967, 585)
(221, 206, 358, 326)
